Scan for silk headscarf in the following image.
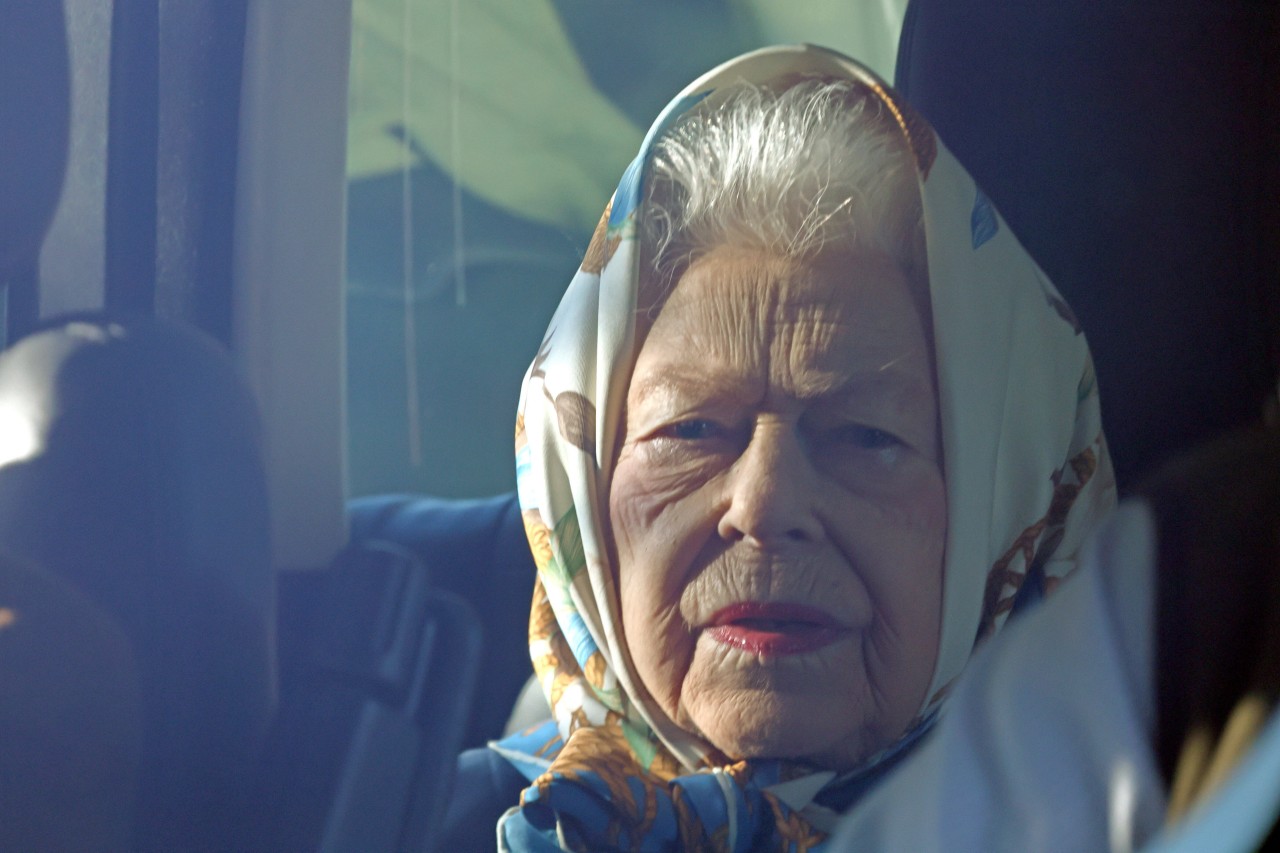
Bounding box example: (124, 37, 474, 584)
(500, 44, 1115, 851)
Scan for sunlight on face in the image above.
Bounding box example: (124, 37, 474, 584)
(609, 245, 946, 769)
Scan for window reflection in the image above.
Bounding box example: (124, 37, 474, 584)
(344, 0, 908, 498)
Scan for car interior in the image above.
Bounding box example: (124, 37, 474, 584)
(0, 1, 1277, 850)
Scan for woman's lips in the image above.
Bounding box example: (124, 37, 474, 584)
(704, 602, 851, 656)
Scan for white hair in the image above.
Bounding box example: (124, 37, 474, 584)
(641, 79, 925, 301)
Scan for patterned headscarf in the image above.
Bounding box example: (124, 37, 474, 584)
(498, 44, 1115, 851)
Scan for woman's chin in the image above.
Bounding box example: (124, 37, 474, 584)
(713, 719, 878, 772)
(677, 685, 880, 771)
(666, 635, 881, 767)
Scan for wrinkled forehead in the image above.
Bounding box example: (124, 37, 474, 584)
(634, 245, 934, 382)
(637, 246, 936, 388)
(657, 248, 922, 326)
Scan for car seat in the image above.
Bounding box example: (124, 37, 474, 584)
(345, 493, 535, 749)
(0, 316, 276, 851)
(894, 0, 1280, 489)
(0, 553, 142, 852)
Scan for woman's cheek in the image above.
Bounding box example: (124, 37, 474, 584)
(617, 558, 698, 720)
(824, 466, 946, 612)
(610, 446, 725, 596)
(888, 464, 947, 574)
(841, 458, 945, 542)
(636, 608, 698, 717)
(834, 450, 942, 507)
(611, 462, 687, 577)
(610, 448, 666, 556)
(611, 455, 705, 717)
(634, 445, 727, 502)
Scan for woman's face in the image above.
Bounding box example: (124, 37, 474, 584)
(609, 244, 946, 769)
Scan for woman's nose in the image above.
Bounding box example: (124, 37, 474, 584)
(716, 423, 823, 546)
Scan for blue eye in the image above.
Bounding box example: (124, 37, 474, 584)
(669, 419, 719, 440)
(847, 426, 901, 450)
(821, 422, 901, 449)
(825, 424, 905, 467)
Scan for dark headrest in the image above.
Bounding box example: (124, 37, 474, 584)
(0, 3, 70, 278)
(896, 0, 1279, 487)
(0, 315, 274, 849)
(0, 551, 141, 852)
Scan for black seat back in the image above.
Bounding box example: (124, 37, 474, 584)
(896, 0, 1280, 488)
(256, 542, 482, 851)
(0, 316, 276, 851)
(347, 493, 537, 748)
(0, 553, 141, 852)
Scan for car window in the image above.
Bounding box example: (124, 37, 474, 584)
(344, 0, 908, 498)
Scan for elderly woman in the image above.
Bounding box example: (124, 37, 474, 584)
(444, 44, 1114, 851)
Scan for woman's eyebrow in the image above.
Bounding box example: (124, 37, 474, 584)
(777, 356, 932, 403)
(629, 368, 931, 413)
(628, 369, 751, 407)
(825, 371, 934, 406)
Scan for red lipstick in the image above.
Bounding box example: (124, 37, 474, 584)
(704, 602, 850, 656)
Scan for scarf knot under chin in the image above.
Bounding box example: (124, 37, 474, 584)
(497, 722, 830, 852)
